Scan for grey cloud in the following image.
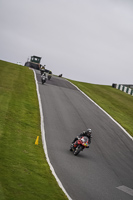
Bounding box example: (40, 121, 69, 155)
(0, 0, 133, 85)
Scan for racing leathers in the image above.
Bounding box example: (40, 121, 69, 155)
(72, 131, 92, 148)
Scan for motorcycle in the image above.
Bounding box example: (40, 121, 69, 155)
(41, 74, 47, 84)
(70, 136, 89, 156)
(48, 74, 52, 80)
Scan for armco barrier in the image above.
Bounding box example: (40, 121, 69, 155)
(112, 83, 133, 96)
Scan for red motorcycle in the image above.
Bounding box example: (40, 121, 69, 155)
(70, 136, 89, 156)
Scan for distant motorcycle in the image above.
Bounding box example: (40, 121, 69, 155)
(41, 74, 47, 84)
(48, 74, 52, 80)
(70, 136, 89, 156)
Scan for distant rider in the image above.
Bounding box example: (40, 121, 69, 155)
(40, 65, 45, 75)
(41, 71, 47, 83)
(72, 128, 92, 148)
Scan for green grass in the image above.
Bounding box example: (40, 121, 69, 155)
(0, 60, 132, 200)
(68, 80, 133, 137)
(0, 60, 68, 200)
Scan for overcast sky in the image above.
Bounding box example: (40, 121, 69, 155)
(0, 0, 133, 85)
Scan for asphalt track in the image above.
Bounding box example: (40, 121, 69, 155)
(36, 70, 133, 200)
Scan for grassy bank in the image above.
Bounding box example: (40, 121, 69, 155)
(0, 59, 132, 200)
(0, 60, 68, 200)
(68, 80, 133, 137)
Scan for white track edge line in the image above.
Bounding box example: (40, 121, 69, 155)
(68, 80, 133, 141)
(33, 70, 72, 200)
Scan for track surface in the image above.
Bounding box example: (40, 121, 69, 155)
(36, 71, 133, 200)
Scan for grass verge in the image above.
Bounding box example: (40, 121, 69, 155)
(0, 60, 68, 200)
(68, 80, 133, 137)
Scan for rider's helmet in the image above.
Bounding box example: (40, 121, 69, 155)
(86, 128, 92, 136)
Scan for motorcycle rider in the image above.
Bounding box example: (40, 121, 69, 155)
(41, 71, 47, 83)
(40, 65, 46, 75)
(71, 128, 92, 148)
(48, 70, 52, 80)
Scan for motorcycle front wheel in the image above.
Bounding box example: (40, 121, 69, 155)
(42, 79, 46, 84)
(74, 145, 83, 156)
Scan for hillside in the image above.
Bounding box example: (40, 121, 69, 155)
(0, 60, 68, 200)
(0, 59, 132, 200)
(68, 79, 133, 137)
